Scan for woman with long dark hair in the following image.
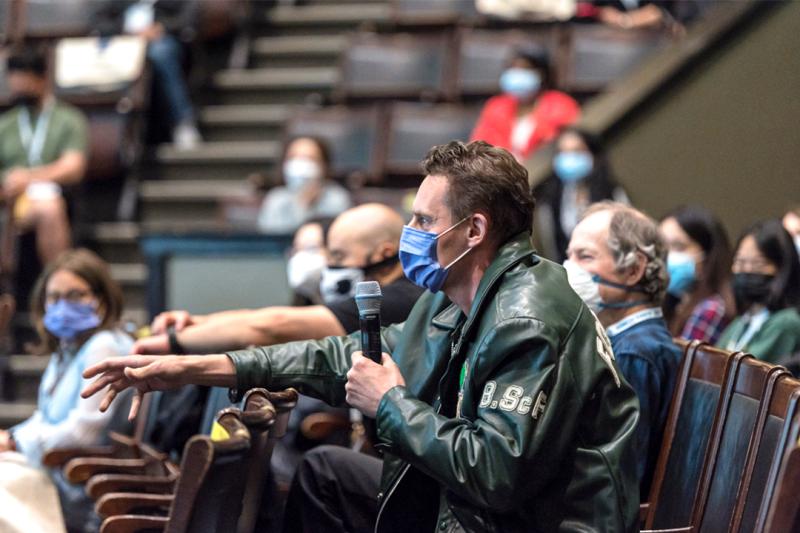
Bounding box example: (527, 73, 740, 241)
(717, 220, 800, 362)
(659, 206, 735, 343)
(534, 127, 628, 262)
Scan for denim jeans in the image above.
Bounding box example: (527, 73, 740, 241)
(146, 34, 194, 125)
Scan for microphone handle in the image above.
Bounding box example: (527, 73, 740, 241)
(359, 312, 382, 363)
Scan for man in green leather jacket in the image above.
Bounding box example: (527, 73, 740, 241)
(83, 141, 640, 532)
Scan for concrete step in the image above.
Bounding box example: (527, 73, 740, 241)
(213, 67, 336, 105)
(110, 263, 147, 311)
(0, 401, 37, 428)
(263, 3, 390, 28)
(251, 34, 346, 68)
(199, 104, 293, 142)
(85, 221, 143, 264)
(139, 179, 252, 225)
(3, 354, 48, 403)
(154, 140, 280, 180)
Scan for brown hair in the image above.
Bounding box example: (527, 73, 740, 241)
(421, 141, 535, 245)
(30, 248, 124, 353)
(582, 201, 669, 305)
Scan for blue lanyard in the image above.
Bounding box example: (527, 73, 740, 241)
(18, 101, 53, 166)
(606, 307, 664, 338)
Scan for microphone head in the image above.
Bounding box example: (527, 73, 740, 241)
(355, 281, 382, 316)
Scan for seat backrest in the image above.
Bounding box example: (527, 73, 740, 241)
(22, 0, 92, 39)
(200, 386, 238, 435)
(285, 105, 384, 181)
(692, 357, 788, 532)
(338, 32, 452, 101)
(646, 341, 746, 528)
(456, 27, 558, 98)
(165, 409, 251, 533)
(383, 102, 481, 176)
(390, 0, 479, 26)
(237, 388, 297, 533)
(561, 24, 669, 93)
(761, 412, 800, 533)
(734, 375, 800, 532)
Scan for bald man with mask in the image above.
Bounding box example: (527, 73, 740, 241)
(135, 203, 423, 355)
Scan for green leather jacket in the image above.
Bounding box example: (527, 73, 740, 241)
(227, 233, 640, 532)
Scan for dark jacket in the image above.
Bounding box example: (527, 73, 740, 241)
(228, 233, 641, 532)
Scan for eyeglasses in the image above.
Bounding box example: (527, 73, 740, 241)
(732, 257, 773, 272)
(45, 289, 92, 305)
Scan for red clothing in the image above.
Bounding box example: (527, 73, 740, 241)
(470, 91, 580, 159)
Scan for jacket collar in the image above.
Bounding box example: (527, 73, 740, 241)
(430, 232, 538, 335)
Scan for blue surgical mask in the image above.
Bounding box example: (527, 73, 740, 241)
(554, 152, 593, 183)
(43, 300, 101, 340)
(666, 251, 696, 297)
(499, 68, 541, 100)
(399, 216, 472, 292)
(283, 158, 322, 192)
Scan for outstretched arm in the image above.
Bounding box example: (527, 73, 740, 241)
(81, 354, 236, 420)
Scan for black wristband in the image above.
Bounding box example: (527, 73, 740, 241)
(167, 325, 186, 355)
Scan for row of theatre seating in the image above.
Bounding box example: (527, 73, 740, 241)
(34, 339, 800, 532)
(41, 387, 299, 533)
(278, 22, 671, 186)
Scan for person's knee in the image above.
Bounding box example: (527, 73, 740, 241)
(31, 197, 68, 224)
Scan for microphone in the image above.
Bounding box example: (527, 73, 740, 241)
(355, 281, 383, 364)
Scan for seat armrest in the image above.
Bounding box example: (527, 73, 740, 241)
(95, 492, 174, 518)
(100, 514, 169, 533)
(65, 457, 153, 484)
(42, 446, 116, 467)
(640, 527, 693, 532)
(86, 473, 178, 500)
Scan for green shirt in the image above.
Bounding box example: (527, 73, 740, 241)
(717, 307, 800, 363)
(0, 99, 88, 178)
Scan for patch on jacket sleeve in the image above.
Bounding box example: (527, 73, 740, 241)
(478, 382, 548, 419)
(594, 319, 621, 387)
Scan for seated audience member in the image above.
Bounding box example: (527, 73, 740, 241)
(783, 206, 800, 255)
(84, 141, 640, 532)
(533, 127, 628, 262)
(659, 205, 735, 344)
(717, 219, 800, 363)
(565, 201, 681, 498)
(90, 0, 202, 149)
(470, 50, 580, 161)
(258, 136, 352, 235)
(0, 249, 132, 532)
(137, 203, 421, 356)
(286, 218, 332, 306)
(0, 47, 88, 266)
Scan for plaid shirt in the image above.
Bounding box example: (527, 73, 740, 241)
(680, 294, 730, 345)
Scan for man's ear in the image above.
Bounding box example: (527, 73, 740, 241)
(467, 213, 490, 247)
(624, 251, 648, 286)
(372, 241, 397, 262)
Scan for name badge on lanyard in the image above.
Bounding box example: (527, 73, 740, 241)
(18, 103, 53, 166)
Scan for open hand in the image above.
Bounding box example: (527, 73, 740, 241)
(132, 334, 170, 355)
(345, 352, 405, 418)
(150, 310, 194, 334)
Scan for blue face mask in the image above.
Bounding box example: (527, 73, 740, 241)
(666, 251, 697, 297)
(43, 300, 101, 340)
(399, 216, 472, 293)
(554, 151, 593, 183)
(499, 68, 541, 100)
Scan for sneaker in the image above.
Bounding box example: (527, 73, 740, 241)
(173, 121, 201, 150)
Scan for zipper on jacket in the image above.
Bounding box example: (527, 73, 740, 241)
(375, 394, 444, 533)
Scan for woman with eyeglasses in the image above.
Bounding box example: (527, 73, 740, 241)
(717, 220, 800, 363)
(0, 249, 132, 532)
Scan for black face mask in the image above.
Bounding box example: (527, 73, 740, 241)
(733, 272, 774, 308)
(10, 92, 41, 109)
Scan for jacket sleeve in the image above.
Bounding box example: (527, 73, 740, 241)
(375, 317, 586, 511)
(226, 321, 406, 405)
